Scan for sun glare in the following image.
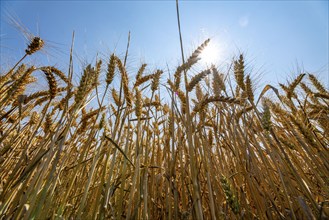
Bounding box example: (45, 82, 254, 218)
(200, 41, 221, 66)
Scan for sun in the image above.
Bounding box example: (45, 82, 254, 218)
(200, 41, 220, 66)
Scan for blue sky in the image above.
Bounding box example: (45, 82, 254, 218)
(1, 0, 328, 89)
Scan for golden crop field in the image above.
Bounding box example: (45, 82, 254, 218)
(0, 4, 328, 219)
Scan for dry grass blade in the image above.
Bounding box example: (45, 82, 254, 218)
(256, 84, 280, 106)
(105, 135, 134, 168)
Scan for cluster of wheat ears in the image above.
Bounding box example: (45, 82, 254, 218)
(0, 29, 328, 220)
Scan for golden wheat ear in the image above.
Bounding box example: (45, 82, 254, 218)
(187, 67, 211, 92)
(212, 66, 225, 96)
(106, 54, 116, 85)
(25, 37, 44, 55)
(151, 70, 162, 92)
(309, 73, 328, 94)
(115, 56, 133, 107)
(40, 67, 57, 100)
(234, 54, 245, 90)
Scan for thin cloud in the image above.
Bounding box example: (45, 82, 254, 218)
(239, 16, 249, 27)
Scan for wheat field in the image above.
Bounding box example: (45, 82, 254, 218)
(0, 30, 328, 220)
